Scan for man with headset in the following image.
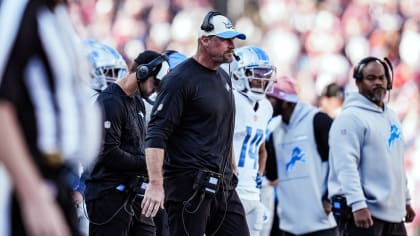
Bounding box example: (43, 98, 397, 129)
(328, 57, 416, 236)
(141, 11, 250, 236)
(71, 39, 129, 236)
(85, 50, 168, 235)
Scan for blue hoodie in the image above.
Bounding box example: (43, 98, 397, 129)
(328, 92, 411, 222)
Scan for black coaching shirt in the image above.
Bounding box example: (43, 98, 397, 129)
(146, 58, 236, 201)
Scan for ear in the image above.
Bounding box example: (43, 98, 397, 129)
(200, 36, 210, 47)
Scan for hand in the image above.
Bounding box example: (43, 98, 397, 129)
(405, 204, 416, 223)
(256, 172, 263, 189)
(269, 179, 278, 187)
(72, 191, 83, 206)
(322, 199, 332, 215)
(141, 182, 165, 217)
(20, 183, 71, 236)
(353, 208, 374, 228)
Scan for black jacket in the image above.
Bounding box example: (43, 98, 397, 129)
(85, 83, 148, 201)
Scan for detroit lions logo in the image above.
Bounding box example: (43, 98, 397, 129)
(223, 21, 233, 29)
(388, 124, 401, 148)
(285, 147, 305, 172)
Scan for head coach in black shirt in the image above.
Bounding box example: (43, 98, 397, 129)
(141, 11, 250, 236)
(85, 50, 168, 236)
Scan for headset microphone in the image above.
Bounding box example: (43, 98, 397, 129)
(233, 53, 240, 61)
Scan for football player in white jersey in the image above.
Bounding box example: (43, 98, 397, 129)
(230, 46, 276, 236)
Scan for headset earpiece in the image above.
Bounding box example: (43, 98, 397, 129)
(353, 63, 363, 81)
(136, 54, 168, 82)
(136, 65, 150, 81)
(200, 11, 222, 32)
(383, 57, 393, 90)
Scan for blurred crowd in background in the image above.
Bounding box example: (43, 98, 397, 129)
(68, 0, 420, 234)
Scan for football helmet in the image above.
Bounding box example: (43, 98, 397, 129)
(84, 39, 128, 91)
(231, 46, 276, 101)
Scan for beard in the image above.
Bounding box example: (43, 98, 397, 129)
(367, 87, 386, 104)
(222, 54, 233, 64)
(134, 83, 145, 98)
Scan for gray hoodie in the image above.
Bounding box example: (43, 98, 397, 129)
(328, 92, 410, 222)
(273, 102, 336, 234)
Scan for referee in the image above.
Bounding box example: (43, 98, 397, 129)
(0, 0, 102, 235)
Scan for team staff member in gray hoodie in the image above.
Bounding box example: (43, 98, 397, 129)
(265, 76, 338, 236)
(328, 57, 416, 236)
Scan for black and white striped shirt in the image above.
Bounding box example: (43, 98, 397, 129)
(0, 0, 101, 170)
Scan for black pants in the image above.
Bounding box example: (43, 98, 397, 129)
(282, 227, 339, 236)
(346, 217, 407, 236)
(11, 181, 80, 236)
(87, 189, 155, 236)
(166, 189, 249, 236)
(154, 208, 169, 236)
(270, 193, 285, 236)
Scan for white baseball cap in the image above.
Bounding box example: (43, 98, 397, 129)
(198, 14, 246, 40)
(155, 51, 188, 80)
(156, 61, 169, 80)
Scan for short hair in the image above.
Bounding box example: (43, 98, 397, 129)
(321, 83, 344, 100)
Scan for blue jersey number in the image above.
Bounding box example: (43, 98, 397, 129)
(238, 127, 264, 169)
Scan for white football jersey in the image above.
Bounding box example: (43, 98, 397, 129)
(233, 90, 273, 200)
(144, 93, 156, 125)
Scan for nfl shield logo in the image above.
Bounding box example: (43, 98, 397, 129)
(225, 83, 231, 91)
(157, 103, 163, 111)
(104, 120, 111, 129)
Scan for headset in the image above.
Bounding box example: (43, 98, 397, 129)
(136, 54, 168, 82)
(200, 11, 241, 61)
(201, 11, 241, 61)
(352, 56, 394, 90)
(200, 11, 222, 32)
